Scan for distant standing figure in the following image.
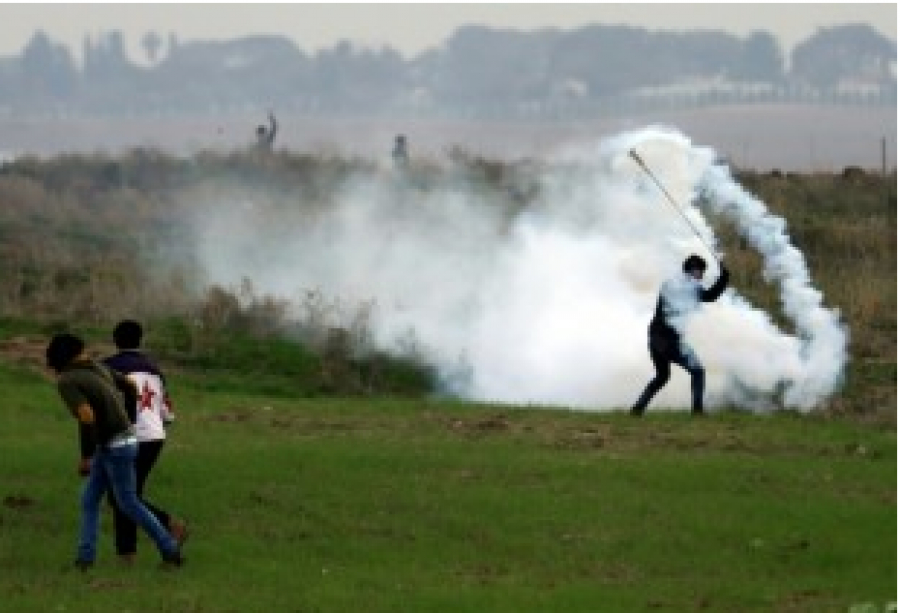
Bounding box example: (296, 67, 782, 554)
(631, 254, 729, 416)
(392, 134, 409, 169)
(256, 111, 277, 152)
(102, 320, 187, 564)
(45, 332, 184, 569)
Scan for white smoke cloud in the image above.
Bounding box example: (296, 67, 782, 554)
(182, 124, 848, 412)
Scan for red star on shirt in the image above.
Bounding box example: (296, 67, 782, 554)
(139, 381, 157, 411)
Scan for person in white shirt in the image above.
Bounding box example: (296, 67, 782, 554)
(102, 320, 188, 563)
(631, 255, 729, 416)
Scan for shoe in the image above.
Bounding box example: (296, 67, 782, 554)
(74, 559, 93, 571)
(170, 519, 189, 546)
(161, 548, 185, 568)
(118, 553, 136, 566)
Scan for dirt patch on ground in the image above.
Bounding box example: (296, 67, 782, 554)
(0, 337, 47, 370)
(0, 336, 117, 371)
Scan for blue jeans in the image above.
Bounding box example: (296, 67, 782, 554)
(77, 440, 179, 563)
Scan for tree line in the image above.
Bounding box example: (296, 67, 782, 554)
(0, 22, 894, 118)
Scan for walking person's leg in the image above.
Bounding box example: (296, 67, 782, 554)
(76, 452, 110, 568)
(106, 443, 183, 565)
(109, 441, 158, 560)
(135, 440, 188, 544)
(106, 485, 137, 561)
(135, 440, 171, 528)
(111, 442, 185, 562)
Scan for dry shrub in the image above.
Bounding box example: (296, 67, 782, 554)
(0, 154, 892, 408)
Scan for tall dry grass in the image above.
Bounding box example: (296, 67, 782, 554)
(0, 151, 894, 411)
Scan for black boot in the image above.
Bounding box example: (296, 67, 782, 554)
(632, 382, 661, 416)
(690, 367, 706, 416)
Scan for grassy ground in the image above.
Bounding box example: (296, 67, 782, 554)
(0, 157, 894, 612)
(0, 359, 894, 613)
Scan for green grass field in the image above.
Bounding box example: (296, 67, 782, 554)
(0, 359, 894, 613)
(0, 155, 895, 611)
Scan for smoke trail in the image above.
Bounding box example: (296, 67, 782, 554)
(182, 125, 848, 412)
(602, 125, 848, 410)
(697, 152, 849, 409)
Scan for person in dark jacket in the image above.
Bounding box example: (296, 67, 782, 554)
(46, 333, 184, 569)
(632, 255, 729, 416)
(102, 320, 187, 564)
(392, 134, 409, 170)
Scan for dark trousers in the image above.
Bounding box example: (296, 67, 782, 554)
(106, 439, 171, 555)
(632, 333, 706, 414)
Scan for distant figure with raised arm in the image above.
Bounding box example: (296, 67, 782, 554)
(256, 111, 277, 152)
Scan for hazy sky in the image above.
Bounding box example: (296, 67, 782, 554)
(0, 3, 896, 63)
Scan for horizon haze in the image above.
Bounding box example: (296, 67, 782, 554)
(0, 3, 896, 62)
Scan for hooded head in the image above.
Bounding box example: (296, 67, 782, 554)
(683, 254, 707, 279)
(46, 333, 84, 373)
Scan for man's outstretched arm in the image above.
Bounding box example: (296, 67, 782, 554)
(267, 112, 277, 144)
(700, 263, 729, 302)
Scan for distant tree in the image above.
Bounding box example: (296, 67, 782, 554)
(168, 33, 179, 56)
(429, 25, 556, 112)
(310, 40, 406, 111)
(20, 30, 77, 99)
(83, 30, 131, 77)
(346, 45, 407, 110)
(79, 30, 146, 112)
(141, 31, 163, 64)
(549, 25, 651, 97)
(791, 24, 896, 90)
(547, 26, 750, 98)
(150, 35, 310, 112)
(82, 34, 93, 70)
(731, 31, 784, 82)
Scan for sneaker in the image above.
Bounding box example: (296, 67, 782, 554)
(161, 549, 185, 568)
(170, 519, 189, 546)
(118, 553, 136, 566)
(74, 559, 93, 571)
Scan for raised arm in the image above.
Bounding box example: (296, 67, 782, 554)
(267, 112, 277, 145)
(700, 263, 729, 302)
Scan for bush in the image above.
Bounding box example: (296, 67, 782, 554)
(0, 152, 892, 411)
